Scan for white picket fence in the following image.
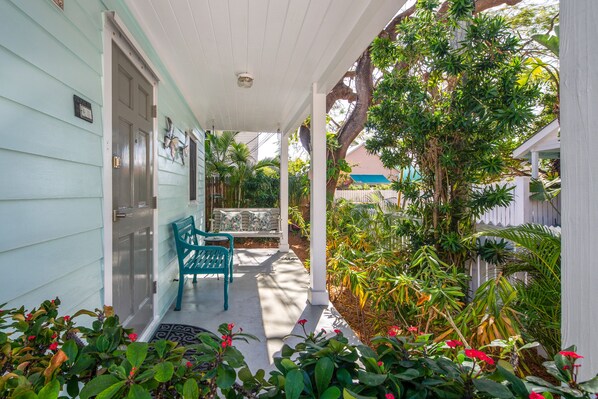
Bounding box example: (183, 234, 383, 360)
(477, 176, 561, 228)
(334, 189, 398, 204)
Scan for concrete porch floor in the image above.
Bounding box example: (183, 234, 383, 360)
(158, 248, 360, 373)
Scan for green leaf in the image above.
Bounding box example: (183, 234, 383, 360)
(281, 358, 299, 371)
(12, 391, 37, 399)
(343, 388, 376, 399)
(284, 369, 304, 399)
(579, 376, 598, 393)
(357, 370, 387, 386)
(126, 385, 152, 399)
(315, 357, 334, 394)
(154, 362, 175, 383)
(394, 369, 420, 381)
(496, 365, 528, 397)
(38, 380, 60, 399)
(61, 340, 78, 364)
(66, 377, 80, 398)
(183, 379, 199, 399)
(337, 368, 353, 387)
(126, 342, 148, 368)
(472, 379, 513, 399)
(154, 340, 167, 358)
(216, 364, 236, 389)
(80, 375, 120, 399)
(96, 381, 127, 399)
(321, 386, 341, 399)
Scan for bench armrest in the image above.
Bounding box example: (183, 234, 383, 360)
(194, 229, 235, 245)
(178, 241, 229, 256)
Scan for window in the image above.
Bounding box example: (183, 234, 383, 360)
(189, 137, 197, 201)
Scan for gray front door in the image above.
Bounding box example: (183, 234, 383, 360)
(112, 43, 154, 334)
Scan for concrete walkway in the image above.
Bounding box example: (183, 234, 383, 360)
(159, 248, 359, 373)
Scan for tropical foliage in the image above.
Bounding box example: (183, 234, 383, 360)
(3, 300, 597, 399)
(366, 0, 538, 269)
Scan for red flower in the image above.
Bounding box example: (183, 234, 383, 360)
(186, 361, 193, 368)
(407, 326, 418, 333)
(386, 394, 395, 399)
(334, 329, 342, 334)
(26, 313, 33, 321)
(529, 392, 544, 399)
(221, 336, 233, 348)
(128, 333, 138, 342)
(130, 366, 137, 377)
(388, 326, 400, 337)
(321, 328, 326, 334)
(559, 351, 584, 360)
(28, 335, 36, 341)
(51, 333, 58, 339)
(298, 319, 307, 326)
(63, 315, 71, 322)
(49, 342, 58, 351)
(465, 349, 495, 365)
(227, 323, 235, 331)
(51, 300, 55, 304)
(563, 365, 570, 370)
(446, 340, 464, 348)
(378, 361, 383, 367)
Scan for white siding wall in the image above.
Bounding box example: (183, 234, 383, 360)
(561, 0, 598, 379)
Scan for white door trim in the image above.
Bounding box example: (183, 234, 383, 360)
(102, 12, 160, 328)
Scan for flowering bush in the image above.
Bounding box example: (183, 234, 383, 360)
(2, 301, 598, 399)
(0, 299, 259, 398)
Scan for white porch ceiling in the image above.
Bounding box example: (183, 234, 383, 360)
(124, 0, 405, 133)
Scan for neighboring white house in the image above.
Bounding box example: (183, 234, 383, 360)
(477, 121, 561, 228)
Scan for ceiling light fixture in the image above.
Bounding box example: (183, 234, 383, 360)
(237, 73, 254, 88)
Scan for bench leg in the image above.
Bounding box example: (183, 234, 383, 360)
(229, 258, 234, 283)
(193, 274, 197, 284)
(224, 273, 229, 311)
(174, 276, 184, 311)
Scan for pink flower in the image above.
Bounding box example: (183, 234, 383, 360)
(559, 351, 584, 360)
(407, 326, 418, 333)
(28, 335, 36, 341)
(298, 319, 307, 326)
(529, 392, 544, 399)
(386, 394, 395, 399)
(186, 361, 193, 368)
(49, 342, 58, 351)
(227, 323, 235, 331)
(63, 315, 71, 322)
(377, 361, 383, 367)
(128, 333, 138, 342)
(465, 349, 495, 365)
(388, 326, 400, 337)
(446, 340, 464, 348)
(334, 329, 342, 334)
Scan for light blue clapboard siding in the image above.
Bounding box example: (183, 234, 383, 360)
(0, 1, 205, 326)
(0, 150, 102, 200)
(0, 97, 102, 166)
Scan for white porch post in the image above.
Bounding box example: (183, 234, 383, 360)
(309, 83, 329, 305)
(531, 151, 539, 179)
(562, 0, 598, 379)
(279, 132, 290, 252)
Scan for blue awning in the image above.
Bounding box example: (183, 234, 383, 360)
(350, 174, 390, 184)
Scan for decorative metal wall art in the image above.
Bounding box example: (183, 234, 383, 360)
(162, 116, 189, 164)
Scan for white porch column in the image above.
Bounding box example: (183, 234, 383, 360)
(309, 83, 329, 305)
(562, 0, 598, 379)
(530, 151, 539, 179)
(279, 132, 290, 252)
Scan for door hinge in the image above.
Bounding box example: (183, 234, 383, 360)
(152, 196, 158, 209)
(151, 105, 157, 118)
(112, 155, 121, 169)
(153, 281, 157, 294)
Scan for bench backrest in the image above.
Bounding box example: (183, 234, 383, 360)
(212, 208, 280, 232)
(172, 216, 199, 261)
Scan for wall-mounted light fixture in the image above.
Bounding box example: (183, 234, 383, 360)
(237, 73, 254, 88)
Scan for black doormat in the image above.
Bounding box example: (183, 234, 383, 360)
(149, 323, 211, 345)
(149, 323, 216, 362)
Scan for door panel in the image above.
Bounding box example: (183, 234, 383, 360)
(112, 43, 154, 334)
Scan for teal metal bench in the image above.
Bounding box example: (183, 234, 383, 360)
(171, 216, 234, 311)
